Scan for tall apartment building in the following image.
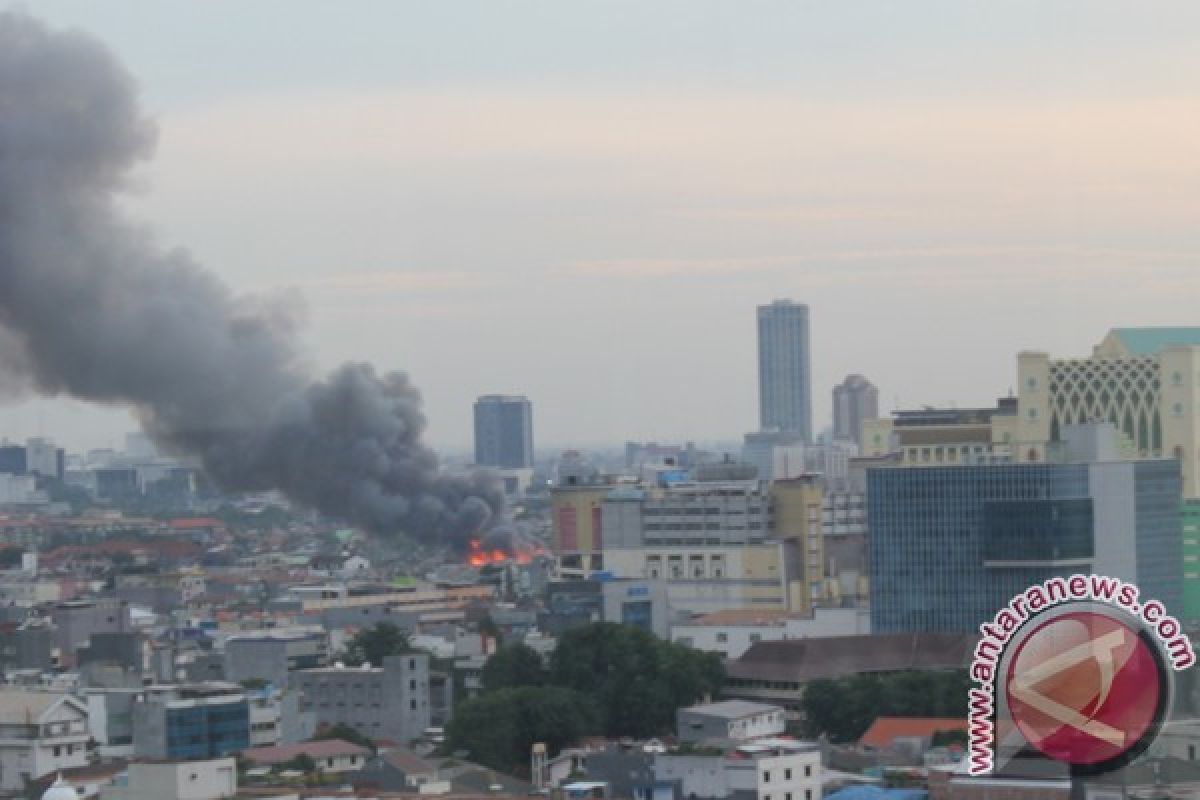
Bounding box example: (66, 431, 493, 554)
(473, 395, 534, 468)
(833, 374, 878, 447)
(291, 654, 430, 744)
(131, 683, 249, 761)
(1016, 328, 1200, 497)
(757, 300, 812, 441)
(869, 430, 1183, 633)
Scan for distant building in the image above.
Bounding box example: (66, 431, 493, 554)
(25, 438, 63, 480)
(0, 690, 90, 791)
(861, 398, 1018, 466)
(473, 394, 533, 468)
(291, 654, 430, 744)
(833, 375, 879, 447)
(869, 441, 1183, 633)
(0, 444, 27, 475)
(131, 683, 249, 761)
(758, 299, 813, 441)
(598, 477, 824, 615)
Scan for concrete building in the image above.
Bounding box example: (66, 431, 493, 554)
(131, 683, 249, 761)
(820, 491, 868, 608)
(758, 299, 813, 441)
(833, 375, 878, 447)
(541, 578, 670, 638)
(598, 480, 822, 615)
(224, 629, 329, 688)
(474, 394, 534, 468)
(723, 632, 974, 713)
(1015, 328, 1200, 497)
(860, 398, 1019, 466)
(50, 599, 132, 667)
(99, 758, 236, 800)
(0, 691, 90, 791)
(655, 738, 821, 800)
(677, 700, 786, 743)
(869, 432, 1183, 633)
(551, 484, 613, 579)
(1184, 499, 1200, 622)
(671, 607, 870, 659)
(291, 654, 430, 744)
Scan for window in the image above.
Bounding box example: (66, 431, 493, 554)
(410, 698, 417, 710)
(784, 769, 792, 780)
(716, 633, 728, 643)
(762, 770, 771, 783)
(804, 766, 811, 777)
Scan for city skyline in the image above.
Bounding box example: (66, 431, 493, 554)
(6, 2, 1200, 453)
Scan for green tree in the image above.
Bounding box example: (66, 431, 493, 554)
(800, 670, 969, 742)
(343, 622, 413, 667)
(549, 622, 724, 738)
(281, 753, 317, 773)
(481, 643, 546, 692)
(447, 686, 597, 775)
(313, 722, 376, 753)
(0, 548, 23, 569)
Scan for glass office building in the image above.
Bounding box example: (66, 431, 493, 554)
(868, 460, 1183, 633)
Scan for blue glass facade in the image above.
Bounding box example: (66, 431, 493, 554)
(163, 700, 249, 760)
(868, 461, 1182, 633)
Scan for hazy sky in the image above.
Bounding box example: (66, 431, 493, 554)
(6, 1, 1200, 453)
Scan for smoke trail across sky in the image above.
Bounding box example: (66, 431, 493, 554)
(0, 11, 501, 547)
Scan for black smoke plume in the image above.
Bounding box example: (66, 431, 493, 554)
(0, 12, 502, 548)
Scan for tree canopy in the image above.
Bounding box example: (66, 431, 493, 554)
(481, 643, 546, 692)
(800, 670, 969, 742)
(447, 686, 597, 775)
(548, 622, 724, 738)
(342, 622, 413, 667)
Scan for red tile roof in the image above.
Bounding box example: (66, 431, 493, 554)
(243, 739, 371, 765)
(858, 717, 968, 749)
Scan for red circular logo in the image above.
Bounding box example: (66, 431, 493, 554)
(1005, 610, 1166, 767)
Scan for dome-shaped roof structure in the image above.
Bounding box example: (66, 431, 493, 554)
(41, 775, 79, 800)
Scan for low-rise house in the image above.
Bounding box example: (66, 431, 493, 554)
(0, 690, 90, 790)
(677, 700, 787, 744)
(655, 738, 822, 800)
(242, 738, 370, 774)
(99, 758, 236, 800)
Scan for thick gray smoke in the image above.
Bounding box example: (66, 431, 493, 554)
(0, 12, 503, 549)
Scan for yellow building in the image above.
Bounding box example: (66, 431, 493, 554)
(769, 476, 824, 611)
(1017, 327, 1200, 497)
(550, 485, 610, 578)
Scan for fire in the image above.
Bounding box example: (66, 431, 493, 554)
(465, 537, 543, 567)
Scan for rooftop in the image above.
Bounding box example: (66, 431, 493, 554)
(727, 633, 975, 684)
(681, 699, 782, 719)
(1111, 327, 1200, 355)
(242, 739, 371, 765)
(859, 717, 968, 749)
